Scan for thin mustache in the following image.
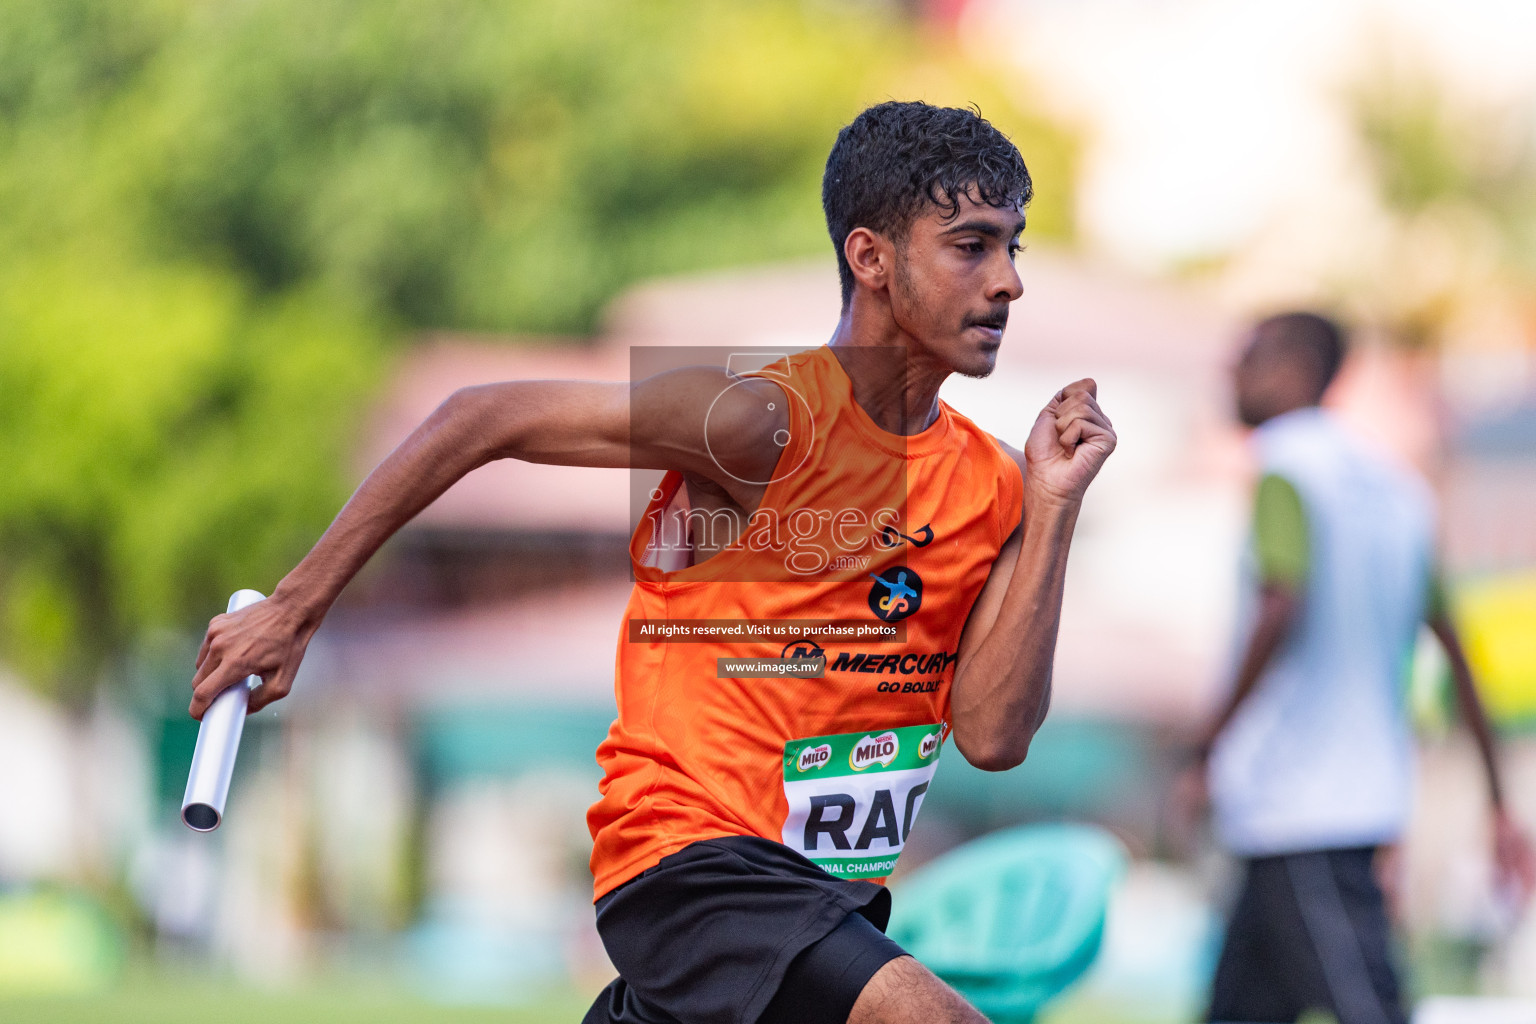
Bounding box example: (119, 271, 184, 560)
(965, 311, 1009, 331)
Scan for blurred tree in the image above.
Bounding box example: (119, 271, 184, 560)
(1347, 63, 1536, 350)
(129, 0, 1074, 333)
(0, 0, 1077, 701)
(0, 256, 380, 702)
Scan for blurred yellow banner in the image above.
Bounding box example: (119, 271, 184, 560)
(1458, 571, 1536, 726)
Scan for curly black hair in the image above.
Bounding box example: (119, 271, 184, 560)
(822, 101, 1033, 305)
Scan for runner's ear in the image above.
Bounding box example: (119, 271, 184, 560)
(844, 227, 892, 294)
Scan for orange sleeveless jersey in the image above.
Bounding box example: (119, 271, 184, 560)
(587, 346, 1024, 899)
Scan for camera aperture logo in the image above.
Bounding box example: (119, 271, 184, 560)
(631, 346, 920, 582)
(867, 567, 922, 622)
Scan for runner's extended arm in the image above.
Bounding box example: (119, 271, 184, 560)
(190, 371, 785, 718)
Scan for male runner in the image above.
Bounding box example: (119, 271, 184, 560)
(1191, 312, 1535, 1024)
(190, 101, 1117, 1024)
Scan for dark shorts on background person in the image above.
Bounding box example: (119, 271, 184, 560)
(583, 835, 908, 1024)
(1207, 846, 1407, 1024)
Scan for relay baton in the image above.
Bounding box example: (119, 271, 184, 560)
(181, 589, 265, 832)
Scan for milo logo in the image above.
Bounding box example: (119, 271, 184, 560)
(797, 743, 832, 773)
(850, 732, 899, 771)
(919, 732, 940, 760)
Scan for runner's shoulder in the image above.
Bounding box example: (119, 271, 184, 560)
(988, 434, 1028, 534)
(931, 396, 1026, 474)
(633, 365, 788, 484)
(991, 435, 1027, 475)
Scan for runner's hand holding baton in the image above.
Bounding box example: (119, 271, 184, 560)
(182, 589, 269, 830)
(185, 586, 316, 830)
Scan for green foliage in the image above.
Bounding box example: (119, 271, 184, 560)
(1354, 75, 1536, 227)
(125, 0, 1073, 333)
(0, 0, 1077, 698)
(1347, 64, 1536, 347)
(0, 253, 379, 699)
(0, 0, 1074, 337)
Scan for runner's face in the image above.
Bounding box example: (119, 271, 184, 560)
(889, 193, 1025, 378)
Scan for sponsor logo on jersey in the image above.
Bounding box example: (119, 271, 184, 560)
(850, 731, 899, 771)
(867, 567, 922, 622)
(875, 523, 935, 549)
(781, 639, 826, 660)
(827, 650, 957, 675)
(919, 732, 941, 759)
(797, 743, 832, 772)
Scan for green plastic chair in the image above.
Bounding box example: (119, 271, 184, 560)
(886, 823, 1127, 1024)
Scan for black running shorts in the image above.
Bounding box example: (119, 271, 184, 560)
(1207, 846, 1407, 1024)
(583, 835, 909, 1024)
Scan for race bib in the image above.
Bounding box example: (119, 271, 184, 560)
(781, 722, 943, 879)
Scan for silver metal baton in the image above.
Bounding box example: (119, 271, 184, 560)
(181, 589, 265, 831)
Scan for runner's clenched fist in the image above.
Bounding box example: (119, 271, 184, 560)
(1023, 378, 1116, 508)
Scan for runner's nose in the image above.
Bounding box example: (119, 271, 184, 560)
(990, 256, 1023, 304)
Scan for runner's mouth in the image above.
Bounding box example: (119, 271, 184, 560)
(964, 313, 1008, 335)
(966, 320, 1007, 347)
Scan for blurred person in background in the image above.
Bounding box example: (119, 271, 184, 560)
(1187, 311, 1536, 1024)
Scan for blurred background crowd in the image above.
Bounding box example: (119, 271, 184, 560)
(1, 0, 1534, 1021)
